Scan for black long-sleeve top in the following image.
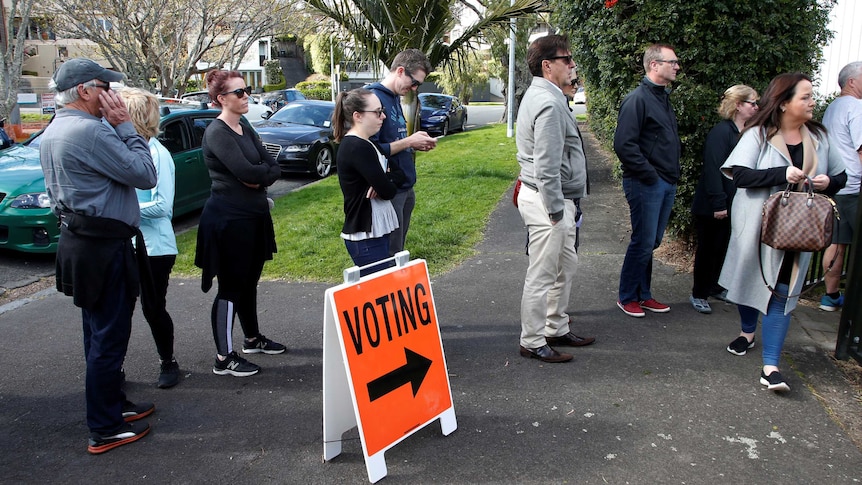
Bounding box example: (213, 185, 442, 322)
(692, 119, 740, 215)
(201, 119, 280, 214)
(614, 77, 681, 184)
(731, 142, 846, 195)
(337, 135, 405, 234)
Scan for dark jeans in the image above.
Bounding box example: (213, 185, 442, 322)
(388, 188, 415, 256)
(691, 214, 730, 298)
(142, 255, 176, 362)
(82, 243, 134, 434)
(619, 177, 676, 304)
(345, 236, 392, 276)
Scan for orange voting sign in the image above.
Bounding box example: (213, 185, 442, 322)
(322, 257, 456, 483)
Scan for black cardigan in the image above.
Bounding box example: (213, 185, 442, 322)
(691, 119, 740, 216)
(336, 135, 404, 234)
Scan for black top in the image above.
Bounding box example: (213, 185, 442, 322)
(614, 77, 681, 184)
(337, 135, 404, 234)
(691, 119, 740, 216)
(201, 119, 280, 215)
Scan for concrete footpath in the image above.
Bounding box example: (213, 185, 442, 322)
(1, 131, 860, 484)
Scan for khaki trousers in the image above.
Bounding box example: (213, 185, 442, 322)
(517, 186, 579, 348)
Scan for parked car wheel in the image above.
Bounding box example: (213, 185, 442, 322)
(460, 115, 467, 132)
(442, 119, 450, 137)
(313, 146, 333, 179)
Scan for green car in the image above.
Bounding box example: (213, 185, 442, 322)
(0, 105, 227, 254)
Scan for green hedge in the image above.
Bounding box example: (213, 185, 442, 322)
(296, 80, 332, 100)
(554, 0, 833, 239)
(263, 81, 287, 92)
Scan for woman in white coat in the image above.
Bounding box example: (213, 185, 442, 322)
(719, 73, 846, 392)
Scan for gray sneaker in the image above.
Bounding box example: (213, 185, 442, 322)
(689, 295, 712, 314)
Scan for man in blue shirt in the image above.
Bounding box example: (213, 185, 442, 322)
(820, 62, 862, 311)
(40, 58, 157, 454)
(367, 49, 438, 256)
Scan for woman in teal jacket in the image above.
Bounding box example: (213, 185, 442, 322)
(121, 87, 181, 389)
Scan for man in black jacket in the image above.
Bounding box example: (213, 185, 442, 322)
(613, 44, 681, 318)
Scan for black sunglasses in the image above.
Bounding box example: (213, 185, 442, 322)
(547, 55, 573, 64)
(87, 82, 111, 91)
(221, 86, 252, 97)
(405, 70, 423, 88)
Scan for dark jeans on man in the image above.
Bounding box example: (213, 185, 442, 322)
(142, 255, 176, 362)
(691, 213, 730, 299)
(82, 244, 135, 434)
(388, 188, 415, 256)
(618, 177, 676, 304)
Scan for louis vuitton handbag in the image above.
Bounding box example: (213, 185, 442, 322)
(760, 177, 838, 252)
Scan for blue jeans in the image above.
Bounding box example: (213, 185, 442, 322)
(345, 236, 392, 276)
(619, 177, 676, 304)
(737, 284, 791, 367)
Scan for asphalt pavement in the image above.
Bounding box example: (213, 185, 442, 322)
(1, 128, 860, 484)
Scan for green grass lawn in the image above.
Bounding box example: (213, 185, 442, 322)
(173, 124, 519, 282)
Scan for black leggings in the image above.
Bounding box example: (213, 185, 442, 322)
(142, 255, 176, 362)
(210, 219, 267, 356)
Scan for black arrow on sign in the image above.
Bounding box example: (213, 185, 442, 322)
(367, 348, 433, 402)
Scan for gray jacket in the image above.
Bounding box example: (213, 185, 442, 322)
(516, 77, 587, 221)
(719, 127, 845, 314)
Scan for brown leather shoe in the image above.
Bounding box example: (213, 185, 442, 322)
(546, 332, 595, 347)
(519, 345, 573, 363)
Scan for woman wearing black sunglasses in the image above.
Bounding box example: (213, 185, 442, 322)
(195, 70, 285, 377)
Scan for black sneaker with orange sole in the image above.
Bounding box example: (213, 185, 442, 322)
(87, 421, 150, 454)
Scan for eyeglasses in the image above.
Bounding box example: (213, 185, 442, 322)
(221, 86, 252, 97)
(742, 99, 758, 106)
(86, 82, 111, 91)
(404, 70, 423, 88)
(547, 55, 574, 64)
(655, 59, 680, 66)
(359, 108, 385, 118)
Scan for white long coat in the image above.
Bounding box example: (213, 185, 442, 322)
(718, 126, 845, 314)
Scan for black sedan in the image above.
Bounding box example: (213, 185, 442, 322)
(253, 100, 337, 179)
(418, 93, 467, 136)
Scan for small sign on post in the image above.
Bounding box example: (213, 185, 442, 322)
(41, 93, 55, 114)
(322, 252, 457, 483)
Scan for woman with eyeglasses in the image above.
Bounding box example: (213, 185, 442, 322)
(333, 88, 405, 276)
(195, 69, 285, 378)
(689, 85, 759, 316)
(719, 73, 845, 392)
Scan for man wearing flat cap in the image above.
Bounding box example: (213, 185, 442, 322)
(40, 58, 158, 454)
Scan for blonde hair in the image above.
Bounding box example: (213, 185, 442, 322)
(718, 84, 757, 120)
(118, 87, 160, 139)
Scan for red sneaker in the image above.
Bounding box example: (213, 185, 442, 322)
(617, 300, 645, 318)
(640, 298, 670, 313)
